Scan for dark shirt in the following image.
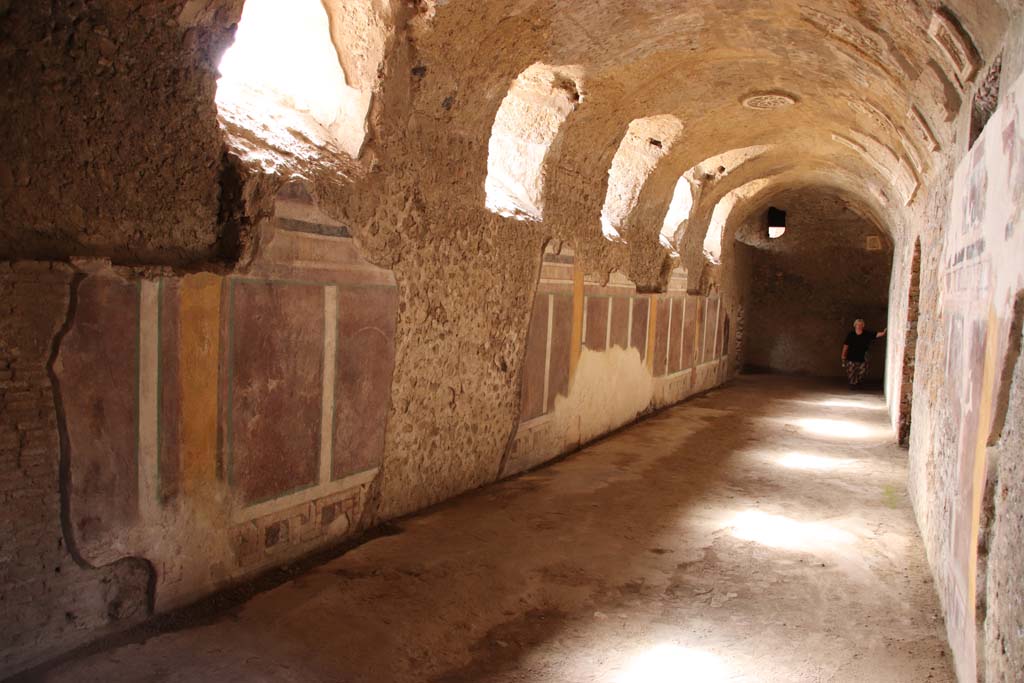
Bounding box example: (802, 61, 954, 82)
(844, 330, 876, 362)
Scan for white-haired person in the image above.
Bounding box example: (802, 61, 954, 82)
(841, 318, 886, 389)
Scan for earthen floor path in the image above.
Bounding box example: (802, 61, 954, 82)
(37, 376, 954, 682)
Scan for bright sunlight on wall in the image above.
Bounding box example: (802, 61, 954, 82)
(216, 0, 369, 157)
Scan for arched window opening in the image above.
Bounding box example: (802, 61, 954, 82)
(703, 179, 772, 263)
(601, 115, 683, 241)
(674, 145, 773, 257)
(767, 207, 787, 239)
(660, 176, 694, 249)
(216, 0, 373, 158)
(485, 64, 583, 221)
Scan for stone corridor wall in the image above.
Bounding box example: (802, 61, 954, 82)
(49, 185, 396, 613)
(506, 248, 731, 475)
(0, 186, 405, 676)
(902, 44, 1024, 682)
(738, 193, 893, 381)
(0, 264, 151, 675)
(0, 196, 740, 677)
(1, 1, 1022, 680)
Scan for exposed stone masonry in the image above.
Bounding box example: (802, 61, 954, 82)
(0, 264, 149, 676)
(898, 240, 922, 446)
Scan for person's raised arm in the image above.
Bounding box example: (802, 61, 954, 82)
(876, 329, 887, 338)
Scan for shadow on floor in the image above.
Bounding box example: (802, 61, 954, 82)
(29, 376, 952, 683)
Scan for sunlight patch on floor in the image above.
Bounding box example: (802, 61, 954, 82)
(793, 417, 892, 441)
(615, 644, 730, 683)
(729, 510, 857, 551)
(775, 451, 856, 471)
(815, 397, 887, 411)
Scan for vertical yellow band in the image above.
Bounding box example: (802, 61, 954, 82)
(178, 273, 223, 496)
(569, 264, 585, 384)
(967, 305, 1000, 644)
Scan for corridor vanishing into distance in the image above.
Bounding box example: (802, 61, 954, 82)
(4, 2, 1023, 679)
(38, 377, 952, 683)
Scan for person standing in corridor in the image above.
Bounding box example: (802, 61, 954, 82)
(841, 319, 886, 388)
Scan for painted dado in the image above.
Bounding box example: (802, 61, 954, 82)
(508, 247, 730, 476)
(54, 185, 397, 609)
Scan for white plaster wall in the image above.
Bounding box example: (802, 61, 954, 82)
(504, 346, 727, 477)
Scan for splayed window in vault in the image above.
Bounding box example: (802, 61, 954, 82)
(216, 0, 371, 158)
(661, 176, 694, 249)
(484, 64, 582, 221)
(601, 115, 683, 241)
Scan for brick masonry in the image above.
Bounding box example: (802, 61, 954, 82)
(0, 263, 150, 677)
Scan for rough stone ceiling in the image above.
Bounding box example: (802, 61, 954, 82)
(0, 0, 1015, 268)
(409, 0, 1010, 231)
(727, 174, 892, 241)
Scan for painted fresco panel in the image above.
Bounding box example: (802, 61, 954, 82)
(228, 280, 323, 506)
(722, 313, 731, 357)
(609, 297, 630, 350)
(668, 298, 683, 374)
(548, 295, 573, 411)
(653, 298, 671, 377)
(630, 297, 649, 361)
(538, 252, 574, 285)
(682, 295, 698, 369)
(704, 297, 720, 363)
(520, 293, 549, 422)
(57, 276, 140, 546)
(255, 229, 393, 288)
(158, 279, 181, 503)
(937, 72, 1024, 677)
(585, 296, 609, 351)
(333, 286, 398, 478)
(696, 296, 704, 366)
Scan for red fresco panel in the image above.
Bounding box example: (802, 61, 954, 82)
(722, 313, 731, 357)
(630, 297, 649, 361)
(548, 294, 573, 411)
(58, 276, 140, 544)
(682, 295, 698, 370)
(653, 298, 671, 377)
(668, 298, 683, 374)
(333, 286, 398, 478)
(704, 297, 720, 363)
(229, 280, 323, 505)
(585, 296, 609, 351)
(609, 297, 630, 350)
(696, 296, 704, 366)
(519, 293, 549, 422)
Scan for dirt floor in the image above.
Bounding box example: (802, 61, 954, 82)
(30, 376, 954, 682)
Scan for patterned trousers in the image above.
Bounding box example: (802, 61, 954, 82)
(844, 360, 868, 386)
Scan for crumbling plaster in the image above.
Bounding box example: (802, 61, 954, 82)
(899, 20, 1024, 680)
(981, 305, 1024, 682)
